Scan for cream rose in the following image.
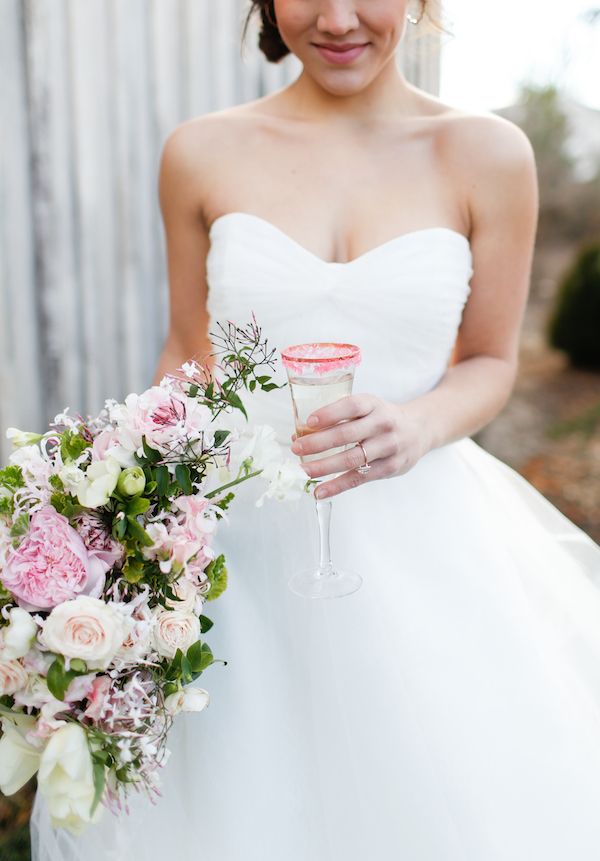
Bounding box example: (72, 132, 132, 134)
(151, 607, 200, 659)
(37, 723, 104, 834)
(0, 659, 28, 695)
(39, 596, 127, 670)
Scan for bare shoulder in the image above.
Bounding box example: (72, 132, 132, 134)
(158, 104, 264, 217)
(430, 105, 538, 235)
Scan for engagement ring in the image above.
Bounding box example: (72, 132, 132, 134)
(355, 440, 371, 475)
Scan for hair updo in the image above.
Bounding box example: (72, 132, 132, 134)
(241, 1, 444, 64)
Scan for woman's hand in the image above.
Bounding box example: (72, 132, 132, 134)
(290, 393, 434, 500)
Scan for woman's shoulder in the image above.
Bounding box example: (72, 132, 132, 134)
(428, 96, 536, 177)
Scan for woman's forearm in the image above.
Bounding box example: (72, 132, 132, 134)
(399, 355, 518, 452)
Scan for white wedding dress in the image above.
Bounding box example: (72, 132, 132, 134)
(31, 212, 600, 860)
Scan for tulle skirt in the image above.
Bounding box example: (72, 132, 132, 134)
(30, 436, 600, 860)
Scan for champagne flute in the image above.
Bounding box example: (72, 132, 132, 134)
(281, 342, 362, 599)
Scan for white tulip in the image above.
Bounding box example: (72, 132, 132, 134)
(0, 607, 39, 660)
(0, 713, 41, 794)
(37, 722, 104, 834)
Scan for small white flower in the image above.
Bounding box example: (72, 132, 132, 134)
(76, 456, 121, 508)
(180, 361, 198, 378)
(5, 428, 45, 448)
(255, 458, 310, 507)
(0, 607, 38, 660)
(164, 685, 210, 716)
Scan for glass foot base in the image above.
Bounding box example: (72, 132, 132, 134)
(288, 566, 362, 599)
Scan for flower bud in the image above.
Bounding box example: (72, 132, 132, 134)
(116, 467, 146, 497)
(6, 428, 44, 448)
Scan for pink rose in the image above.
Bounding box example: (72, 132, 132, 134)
(1, 506, 108, 612)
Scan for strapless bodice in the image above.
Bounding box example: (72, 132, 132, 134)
(206, 212, 473, 444)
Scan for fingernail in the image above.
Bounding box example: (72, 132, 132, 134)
(307, 415, 319, 427)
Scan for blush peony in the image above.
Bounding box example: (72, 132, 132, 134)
(0, 507, 108, 612)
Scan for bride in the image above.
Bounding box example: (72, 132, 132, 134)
(31, 0, 600, 859)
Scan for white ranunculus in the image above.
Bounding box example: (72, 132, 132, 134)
(0, 659, 29, 695)
(0, 713, 41, 794)
(164, 685, 210, 716)
(151, 607, 200, 659)
(37, 722, 104, 834)
(0, 607, 39, 660)
(39, 596, 127, 670)
(76, 456, 121, 508)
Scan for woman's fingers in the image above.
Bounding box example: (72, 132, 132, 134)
(291, 415, 374, 458)
(301, 434, 395, 480)
(313, 453, 398, 499)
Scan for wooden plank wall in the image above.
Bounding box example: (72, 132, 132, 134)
(0, 0, 440, 461)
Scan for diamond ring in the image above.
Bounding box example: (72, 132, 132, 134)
(355, 440, 371, 475)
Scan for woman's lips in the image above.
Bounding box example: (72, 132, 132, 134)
(313, 43, 369, 65)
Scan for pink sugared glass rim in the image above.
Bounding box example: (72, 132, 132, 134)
(280, 342, 361, 376)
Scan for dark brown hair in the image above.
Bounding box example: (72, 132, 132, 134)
(241, 1, 444, 64)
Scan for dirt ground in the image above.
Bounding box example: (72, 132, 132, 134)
(475, 242, 600, 543)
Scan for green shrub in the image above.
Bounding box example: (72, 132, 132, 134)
(547, 242, 600, 369)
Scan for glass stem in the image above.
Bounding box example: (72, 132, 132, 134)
(315, 496, 335, 577)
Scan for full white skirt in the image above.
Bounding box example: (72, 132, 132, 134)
(30, 437, 600, 860)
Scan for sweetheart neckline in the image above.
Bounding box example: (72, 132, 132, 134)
(208, 211, 472, 267)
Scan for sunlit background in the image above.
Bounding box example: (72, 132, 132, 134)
(1, 2, 599, 857)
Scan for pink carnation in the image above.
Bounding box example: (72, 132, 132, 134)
(1, 506, 108, 612)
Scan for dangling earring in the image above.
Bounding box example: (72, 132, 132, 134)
(407, 13, 419, 24)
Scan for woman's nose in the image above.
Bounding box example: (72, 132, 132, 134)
(316, 0, 360, 33)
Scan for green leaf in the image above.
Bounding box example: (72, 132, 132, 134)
(69, 658, 87, 673)
(199, 614, 214, 633)
(204, 382, 214, 400)
(90, 761, 106, 817)
(145, 480, 157, 495)
(181, 653, 193, 682)
(46, 657, 67, 701)
(186, 639, 203, 672)
(154, 465, 170, 497)
(114, 516, 127, 540)
(175, 464, 192, 495)
(126, 496, 150, 516)
(123, 558, 145, 583)
(0, 465, 24, 491)
(59, 429, 90, 463)
(226, 391, 248, 419)
(255, 375, 271, 384)
(126, 515, 154, 547)
(142, 436, 161, 463)
(261, 382, 279, 392)
(188, 384, 198, 398)
(249, 379, 256, 392)
(9, 512, 29, 539)
(213, 429, 230, 448)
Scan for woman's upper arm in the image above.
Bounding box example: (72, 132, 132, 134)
(448, 114, 539, 370)
(157, 121, 214, 372)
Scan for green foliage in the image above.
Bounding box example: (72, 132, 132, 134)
(203, 554, 228, 601)
(0, 465, 24, 492)
(60, 429, 90, 463)
(547, 243, 600, 368)
(46, 655, 89, 701)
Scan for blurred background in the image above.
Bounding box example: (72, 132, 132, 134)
(1, 1, 599, 856)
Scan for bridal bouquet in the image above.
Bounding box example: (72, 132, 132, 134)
(0, 317, 309, 835)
